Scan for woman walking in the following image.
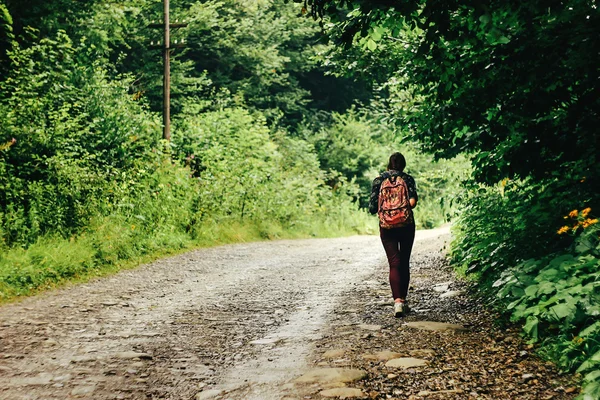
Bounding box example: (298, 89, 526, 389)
(369, 152, 418, 317)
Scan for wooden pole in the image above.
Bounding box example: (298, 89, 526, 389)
(163, 0, 171, 141)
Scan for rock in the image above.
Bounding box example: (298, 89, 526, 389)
(70, 385, 96, 396)
(319, 387, 365, 398)
(323, 349, 346, 359)
(130, 361, 145, 368)
(387, 374, 398, 379)
(417, 389, 464, 396)
(433, 283, 450, 292)
(249, 338, 280, 345)
(294, 368, 367, 384)
(43, 338, 59, 347)
(114, 351, 153, 360)
(195, 390, 223, 400)
(362, 351, 402, 361)
(385, 357, 427, 369)
(20, 373, 54, 386)
(522, 373, 535, 381)
(408, 349, 435, 357)
(358, 324, 382, 331)
(101, 301, 119, 306)
(404, 321, 466, 332)
(440, 290, 463, 299)
(52, 374, 72, 382)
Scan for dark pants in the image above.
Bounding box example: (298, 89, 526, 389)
(380, 224, 416, 300)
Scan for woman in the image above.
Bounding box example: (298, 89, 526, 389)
(369, 152, 418, 317)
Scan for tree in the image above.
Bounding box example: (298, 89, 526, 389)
(304, 0, 600, 185)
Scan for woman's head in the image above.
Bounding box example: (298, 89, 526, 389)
(387, 152, 406, 172)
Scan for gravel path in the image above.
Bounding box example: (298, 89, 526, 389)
(0, 228, 578, 400)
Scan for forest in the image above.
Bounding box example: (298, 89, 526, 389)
(0, 0, 598, 397)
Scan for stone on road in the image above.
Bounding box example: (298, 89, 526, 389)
(294, 368, 367, 384)
(385, 357, 428, 369)
(319, 387, 365, 398)
(404, 321, 466, 332)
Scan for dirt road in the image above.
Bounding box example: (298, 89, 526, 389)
(0, 228, 577, 399)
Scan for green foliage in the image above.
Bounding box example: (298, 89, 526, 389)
(183, 0, 373, 126)
(403, 148, 469, 229)
(173, 106, 371, 232)
(492, 212, 600, 398)
(0, 32, 161, 245)
(300, 110, 470, 225)
(451, 176, 599, 397)
(451, 171, 597, 281)
(308, 0, 599, 184)
(300, 110, 388, 204)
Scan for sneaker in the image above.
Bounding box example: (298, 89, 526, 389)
(394, 301, 409, 318)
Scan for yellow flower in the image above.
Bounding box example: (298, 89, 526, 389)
(581, 207, 592, 218)
(582, 219, 598, 229)
(557, 226, 570, 235)
(569, 209, 578, 218)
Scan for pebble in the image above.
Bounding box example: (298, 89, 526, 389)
(195, 389, 223, 400)
(362, 351, 402, 361)
(440, 290, 463, 298)
(522, 373, 535, 381)
(404, 321, 466, 332)
(114, 351, 153, 360)
(295, 368, 367, 384)
(319, 387, 364, 398)
(358, 324, 382, 331)
(385, 357, 428, 369)
(322, 349, 346, 359)
(249, 338, 280, 345)
(70, 385, 96, 396)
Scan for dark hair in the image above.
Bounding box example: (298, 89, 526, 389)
(387, 152, 406, 172)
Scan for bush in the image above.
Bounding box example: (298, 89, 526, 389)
(494, 209, 600, 400)
(451, 170, 600, 398)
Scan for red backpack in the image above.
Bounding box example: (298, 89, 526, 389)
(378, 175, 414, 229)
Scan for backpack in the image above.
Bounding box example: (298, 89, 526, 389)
(378, 174, 414, 229)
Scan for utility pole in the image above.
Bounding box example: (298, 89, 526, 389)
(149, 1, 187, 142)
(163, 0, 170, 141)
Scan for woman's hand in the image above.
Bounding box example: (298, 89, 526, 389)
(410, 198, 417, 208)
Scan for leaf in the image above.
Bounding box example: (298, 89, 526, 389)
(576, 350, 600, 372)
(366, 38, 377, 51)
(523, 317, 539, 341)
(524, 284, 538, 297)
(496, 36, 510, 44)
(584, 370, 600, 383)
(548, 302, 577, 321)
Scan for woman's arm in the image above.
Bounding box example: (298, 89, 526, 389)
(368, 176, 383, 215)
(410, 198, 417, 208)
